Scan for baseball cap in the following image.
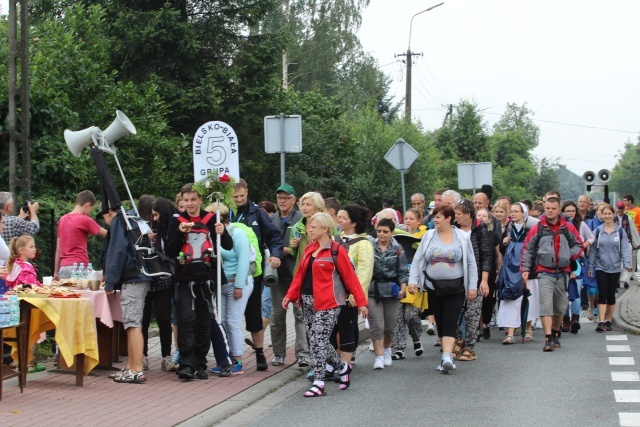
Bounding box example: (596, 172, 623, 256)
(616, 202, 625, 209)
(276, 183, 296, 196)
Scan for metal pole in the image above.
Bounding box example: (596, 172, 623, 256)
(280, 113, 286, 185)
(472, 163, 476, 195)
(399, 140, 407, 213)
(216, 197, 222, 318)
(405, 48, 412, 121)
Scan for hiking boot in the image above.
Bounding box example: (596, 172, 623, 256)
(297, 356, 310, 367)
(543, 338, 554, 352)
(595, 322, 606, 332)
(552, 336, 561, 349)
(561, 316, 571, 333)
(570, 314, 581, 334)
(178, 366, 195, 380)
(195, 370, 209, 380)
(605, 321, 613, 331)
(256, 353, 268, 371)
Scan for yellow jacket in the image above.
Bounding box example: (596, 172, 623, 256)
(338, 232, 374, 299)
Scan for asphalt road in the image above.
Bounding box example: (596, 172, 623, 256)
(225, 319, 640, 427)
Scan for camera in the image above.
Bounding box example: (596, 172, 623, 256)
(22, 202, 29, 213)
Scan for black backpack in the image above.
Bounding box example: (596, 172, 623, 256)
(123, 215, 174, 281)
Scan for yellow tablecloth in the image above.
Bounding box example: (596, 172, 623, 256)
(4, 297, 99, 375)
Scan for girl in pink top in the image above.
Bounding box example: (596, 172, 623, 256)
(6, 235, 42, 289)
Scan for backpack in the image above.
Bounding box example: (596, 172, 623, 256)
(122, 215, 174, 281)
(229, 223, 263, 277)
(529, 221, 575, 273)
(177, 212, 217, 283)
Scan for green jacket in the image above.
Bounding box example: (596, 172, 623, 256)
(290, 217, 338, 275)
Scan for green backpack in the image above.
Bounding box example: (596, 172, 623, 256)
(229, 223, 263, 277)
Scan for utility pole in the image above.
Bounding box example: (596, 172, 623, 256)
(442, 103, 453, 127)
(395, 50, 423, 121)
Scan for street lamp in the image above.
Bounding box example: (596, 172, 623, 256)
(404, 2, 444, 121)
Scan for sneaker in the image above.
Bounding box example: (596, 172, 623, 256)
(482, 327, 490, 340)
(306, 369, 314, 381)
(195, 370, 209, 380)
(172, 351, 180, 365)
(605, 321, 613, 331)
(426, 323, 435, 335)
(161, 355, 177, 372)
(383, 349, 392, 366)
(350, 354, 356, 364)
(373, 358, 384, 370)
(369, 342, 374, 351)
(256, 353, 268, 371)
(231, 361, 244, 375)
(178, 366, 195, 380)
(595, 322, 606, 332)
(219, 365, 231, 378)
(414, 341, 424, 356)
(437, 355, 455, 373)
(271, 355, 285, 366)
(142, 356, 149, 371)
(490, 314, 497, 327)
(297, 356, 310, 367)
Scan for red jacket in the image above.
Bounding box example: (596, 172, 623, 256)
(286, 240, 368, 311)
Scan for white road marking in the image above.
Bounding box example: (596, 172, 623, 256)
(610, 357, 635, 365)
(615, 390, 640, 403)
(607, 335, 629, 341)
(620, 412, 640, 427)
(612, 372, 640, 382)
(608, 345, 632, 352)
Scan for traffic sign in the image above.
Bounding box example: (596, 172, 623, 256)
(384, 138, 419, 171)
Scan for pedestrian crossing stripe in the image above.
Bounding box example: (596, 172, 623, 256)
(611, 372, 640, 382)
(610, 357, 635, 365)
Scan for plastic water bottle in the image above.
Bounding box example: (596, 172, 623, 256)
(0, 297, 9, 327)
(71, 262, 79, 279)
(87, 263, 94, 278)
(9, 295, 19, 326)
(79, 263, 86, 279)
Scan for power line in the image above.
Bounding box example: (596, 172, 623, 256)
(485, 111, 639, 134)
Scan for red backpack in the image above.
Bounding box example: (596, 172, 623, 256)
(177, 212, 217, 282)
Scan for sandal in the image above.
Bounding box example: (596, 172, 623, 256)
(304, 384, 326, 397)
(338, 363, 353, 390)
(452, 340, 466, 359)
(458, 347, 477, 361)
(524, 331, 533, 342)
(391, 349, 405, 360)
(587, 309, 594, 321)
(114, 370, 148, 384)
(109, 368, 126, 380)
(502, 336, 514, 345)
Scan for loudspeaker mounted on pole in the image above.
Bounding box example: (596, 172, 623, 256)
(102, 110, 137, 148)
(583, 170, 596, 191)
(64, 126, 100, 157)
(598, 169, 611, 183)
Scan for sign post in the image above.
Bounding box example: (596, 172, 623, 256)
(384, 138, 419, 213)
(264, 114, 302, 185)
(192, 120, 240, 316)
(457, 162, 492, 195)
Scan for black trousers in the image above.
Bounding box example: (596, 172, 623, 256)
(427, 289, 466, 338)
(142, 286, 173, 357)
(596, 270, 621, 305)
(330, 305, 357, 353)
(481, 270, 497, 324)
(244, 275, 263, 333)
(175, 282, 213, 371)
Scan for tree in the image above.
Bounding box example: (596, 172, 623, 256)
(438, 100, 489, 163)
(528, 157, 561, 199)
(611, 137, 640, 198)
(492, 102, 539, 150)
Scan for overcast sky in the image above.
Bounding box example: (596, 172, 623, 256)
(358, 0, 640, 176)
(2, 1, 638, 177)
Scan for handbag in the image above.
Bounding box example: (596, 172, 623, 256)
(427, 275, 465, 297)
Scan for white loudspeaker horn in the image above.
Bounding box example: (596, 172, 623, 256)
(102, 110, 137, 144)
(582, 170, 596, 185)
(598, 169, 611, 183)
(64, 126, 99, 157)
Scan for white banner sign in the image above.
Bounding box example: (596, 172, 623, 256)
(192, 121, 240, 182)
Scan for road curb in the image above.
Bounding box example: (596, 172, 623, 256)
(613, 284, 640, 336)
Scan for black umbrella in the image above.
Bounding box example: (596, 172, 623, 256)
(393, 234, 422, 264)
(520, 287, 532, 344)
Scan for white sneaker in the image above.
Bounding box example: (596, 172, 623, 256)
(421, 319, 429, 326)
(161, 355, 177, 371)
(490, 314, 497, 327)
(383, 348, 392, 366)
(369, 342, 374, 351)
(436, 356, 455, 373)
(426, 323, 435, 335)
(373, 358, 384, 370)
(142, 356, 149, 371)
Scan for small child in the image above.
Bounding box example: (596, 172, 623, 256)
(6, 235, 45, 372)
(6, 235, 42, 289)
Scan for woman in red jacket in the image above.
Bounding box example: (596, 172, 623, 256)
(283, 212, 368, 397)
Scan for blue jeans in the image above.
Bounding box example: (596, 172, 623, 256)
(221, 278, 254, 357)
(565, 278, 583, 316)
(262, 285, 272, 319)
